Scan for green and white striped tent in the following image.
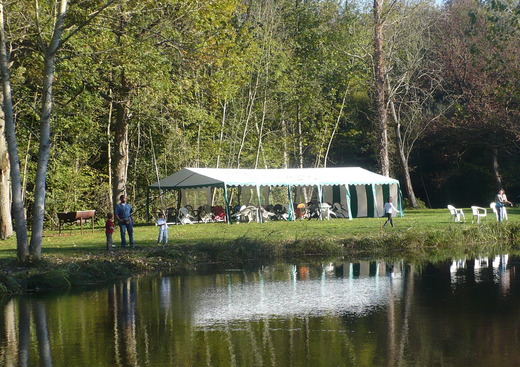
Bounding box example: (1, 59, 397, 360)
(147, 167, 403, 221)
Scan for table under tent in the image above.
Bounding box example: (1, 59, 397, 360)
(146, 167, 403, 223)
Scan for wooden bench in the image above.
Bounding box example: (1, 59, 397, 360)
(57, 210, 96, 234)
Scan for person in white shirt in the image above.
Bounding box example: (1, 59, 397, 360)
(495, 188, 511, 222)
(156, 212, 168, 245)
(383, 197, 400, 228)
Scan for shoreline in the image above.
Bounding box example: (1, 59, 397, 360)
(1, 222, 518, 295)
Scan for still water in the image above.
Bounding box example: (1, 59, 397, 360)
(1, 256, 519, 367)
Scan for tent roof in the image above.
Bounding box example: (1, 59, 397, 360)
(149, 167, 399, 190)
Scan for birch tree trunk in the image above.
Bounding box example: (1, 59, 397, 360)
(30, 0, 69, 260)
(0, 91, 13, 239)
(323, 88, 349, 168)
(374, 0, 390, 177)
(236, 74, 259, 168)
(0, 0, 28, 260)
(215, 99, 227, 169)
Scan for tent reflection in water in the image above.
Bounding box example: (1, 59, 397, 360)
(146, 167, 403, 222)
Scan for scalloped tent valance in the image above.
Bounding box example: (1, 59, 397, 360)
(147, 167, 402, 221)
(149, 167, 399, 189)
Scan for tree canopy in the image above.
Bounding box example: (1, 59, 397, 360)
(0, 0, 518, 249)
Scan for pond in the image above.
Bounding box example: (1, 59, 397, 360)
(1, 255, 519, 367)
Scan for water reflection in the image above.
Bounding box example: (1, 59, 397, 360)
(110, 280, 138, 367)
(0, 298, 53, 367)
(450, 255, 511, 294)
(0, 255, 520, 367)
(193, 261, 404, 326)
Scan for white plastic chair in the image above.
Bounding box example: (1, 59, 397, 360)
(471, 206, 487, 224)
(319, 203, 335, 220)
(178, 207, 196, 224)
(490, 202, 508, 221)
(232, 205, 258, 223)
(447, 205, 465, 223)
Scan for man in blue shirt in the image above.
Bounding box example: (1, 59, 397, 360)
(115, 194, 135, 248)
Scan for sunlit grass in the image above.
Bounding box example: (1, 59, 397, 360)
(0, 207, 518, 260)
(1, 207, 519, 294)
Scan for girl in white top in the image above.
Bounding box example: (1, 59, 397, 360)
(383, 197, 400, 227)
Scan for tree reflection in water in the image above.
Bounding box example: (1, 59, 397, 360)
(0, 256, 519, 366)
(0, 298, 53, 367)
(110, 279, 138, 367)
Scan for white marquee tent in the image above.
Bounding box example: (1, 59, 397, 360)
(147, 167, 403, 221)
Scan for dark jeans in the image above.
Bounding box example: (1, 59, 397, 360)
(119, 221, 135, 247)
(383, 213, 394, 227)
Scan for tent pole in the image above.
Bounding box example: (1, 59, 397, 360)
(256, 185, 262, 223)
(372, 184, 379, 218)
(397, 184, 404, 217)
(346, 185, 353, 220)
(287, 185, 294, 221)
(318, 185, 323, 220)
(223, 185, 231, 224)
(177, 189, 182, 211)
(146, 188, 150, 222)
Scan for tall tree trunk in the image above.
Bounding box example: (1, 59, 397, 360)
(374, 0, 389, 176)
(390, 100, 418, 207)
(0, 92, 13, 239)
(254, 83, 268, 169)
(30, 52, 55, 259)
(282, 118, 288, 169)
(396, 132, 418, 208)
(324, 88, 349, 168)
(491, 147, 502, 189)
(0, 1, 28, 261)
(30, 0, 69, 260)
(236, 74, 259, 168)
(107, 89, 113, 210)
(112, 70, 130, 209)
(215, 99, 227, 169)
(297, 102, 304, 169)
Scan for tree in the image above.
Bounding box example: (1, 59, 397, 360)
(0, 0, 114, 261)
(0, 92, 12, 239)
(0, 0, 29, 260)
(385, 1, 446, 207)
(437, 0, 520, 190)
(373, 0, 390, 176)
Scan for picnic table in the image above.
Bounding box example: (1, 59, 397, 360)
(57, 210, 96, 234)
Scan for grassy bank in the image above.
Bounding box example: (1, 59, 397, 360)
(1, 208, 519, 295)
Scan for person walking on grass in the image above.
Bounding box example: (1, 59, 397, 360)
(105, 213, 116, 251)
(156, 212, 168, 245)
(115, 194, 135, 248)
(383, 197, 400, 228)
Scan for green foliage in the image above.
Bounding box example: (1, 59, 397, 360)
(3, 0, 519, 232)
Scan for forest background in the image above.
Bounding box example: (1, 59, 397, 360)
(0, 0, 518, 260)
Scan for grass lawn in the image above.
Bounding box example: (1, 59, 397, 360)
(1, 207, 519, 296)
(0, 207, 518, 260)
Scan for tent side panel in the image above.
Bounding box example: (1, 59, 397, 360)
(348, 185, 358, 218)
(365, 185, 374, 217)
(374, 185, 384, 218)
(340, 185, 347, 207)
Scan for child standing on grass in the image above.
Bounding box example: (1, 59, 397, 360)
(156, 213, 168, 245)
(105, 213, 117, 251)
